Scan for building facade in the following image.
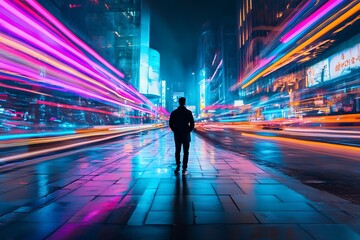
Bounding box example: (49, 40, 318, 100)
(196, 17, 238, 117)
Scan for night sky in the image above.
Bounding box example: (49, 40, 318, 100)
(149, 0, 235, 88)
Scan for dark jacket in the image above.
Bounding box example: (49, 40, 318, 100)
(169, 106, 195, 142)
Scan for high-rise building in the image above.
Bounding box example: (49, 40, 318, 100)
(195, 17, 237, 114)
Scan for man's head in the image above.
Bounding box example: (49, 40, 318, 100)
(178, 97, 186, 106)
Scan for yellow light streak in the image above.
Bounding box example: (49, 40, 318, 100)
(241, 132, 360, 161)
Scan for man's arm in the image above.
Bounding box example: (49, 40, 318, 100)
(169, 112, 175, 132)
(188, 111, 195, 132)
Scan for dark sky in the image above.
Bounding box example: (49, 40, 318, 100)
(149, 0, 235, 87)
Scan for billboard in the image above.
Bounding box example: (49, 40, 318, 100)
(307, 42, 360, 87)
(329, 43, 360, 79)
(148, 48, 160, 96)
(199, 79, 206, 110)
(161, 80, 166, 107)
(139, 48, 161, 96)
(139, 46, 149, 94)
(307, 59, 330, 87)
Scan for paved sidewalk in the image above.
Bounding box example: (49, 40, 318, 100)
(1, 129, 360, 239)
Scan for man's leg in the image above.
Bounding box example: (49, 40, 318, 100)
(182, 141, 190, 170)
(175, 140, 182, 169)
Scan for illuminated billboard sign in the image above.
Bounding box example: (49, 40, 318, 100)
(307, 59, 330, 87)
(329, 43, 360, 79)
(161, 80, 166, 107)
(139, 46, 149, 94)
(148, 48, 160, 96)
(199, 79, 206, 110)
(307, 42, 360, 87)
(139, 48, 161, 96)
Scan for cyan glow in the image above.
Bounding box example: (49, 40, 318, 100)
(0, 131, 75, 141)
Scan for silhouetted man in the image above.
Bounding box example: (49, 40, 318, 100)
(169, 97, 194, 175)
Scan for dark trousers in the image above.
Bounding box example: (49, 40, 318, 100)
(175, 140, 190, 170)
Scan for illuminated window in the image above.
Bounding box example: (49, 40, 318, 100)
(239, 11, 242, 27)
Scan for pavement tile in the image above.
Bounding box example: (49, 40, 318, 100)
(218, 195, 240, 212)
(237, 202, 315, 211)
(300, 224, 360, 240)
(99, 187, 129, 196)
(105, 195, 141, 224)
(69, 186, 104, 196)
(0, 222, 63, 240)
(68, 196, 123, 223)
(145, 211, 194, 224)
(193, 195, 224, 212)
(151, 195, 192, 211)
(172, 224, 314, 240)
(82, 180, 116, 187)
(231, 194, 282, 204)
(195, 211, 258, 224)
(127, 189, 156, 225)
(212, 182, 244, 195)
(254, 211, 334, 224)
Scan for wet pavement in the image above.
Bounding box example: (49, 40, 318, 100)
(1, 129, 360, 240)
(195, 127, 360, 205)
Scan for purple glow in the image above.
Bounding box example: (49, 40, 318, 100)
(1, 0, 159, 115)
(280, 0, 343, 43)
(0, 10, 141, 103)
(26, 1, 126, 80)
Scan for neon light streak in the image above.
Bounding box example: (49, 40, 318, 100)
(36, 100, 120, 116)
(280, 0, 343, 43)
(0, 0, 159, 115)
(241, 2, 359, 89)
(26, 1, 126, 80)
(0, 131, 75, 141)
(25, 1, 158, 110)
(207, 60, 223, 83)
(0, 82, 52, 97)
(1, 4, 141, 103)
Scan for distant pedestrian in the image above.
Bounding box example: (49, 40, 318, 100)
(169, 97, 195, 175)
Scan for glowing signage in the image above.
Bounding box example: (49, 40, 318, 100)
(148, 48, 160, 96)
(307, 59, 330, 87)
(307, 42, 360, 87)
(329, 43, 360, 79)
(234, 100, 244, 106)
(161, 80, 166, 107)
(200, 79, 206, 110)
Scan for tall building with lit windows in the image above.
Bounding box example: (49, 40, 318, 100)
(196, 15, 237, 115)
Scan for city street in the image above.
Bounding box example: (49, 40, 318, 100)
(0, 129, 360, 239)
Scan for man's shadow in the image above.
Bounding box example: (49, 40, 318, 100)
(173, 172, 192, 238)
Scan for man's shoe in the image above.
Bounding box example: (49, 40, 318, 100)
(182, 170, 188, 175)
(174, 167, 180, 173)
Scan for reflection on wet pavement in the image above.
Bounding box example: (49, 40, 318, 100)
(0, 129, 359, 239)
